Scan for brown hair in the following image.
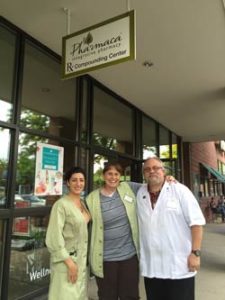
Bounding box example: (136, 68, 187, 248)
(103, 162, 123, 175)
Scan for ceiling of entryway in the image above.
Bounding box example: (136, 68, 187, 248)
(1, 0, 225, 142)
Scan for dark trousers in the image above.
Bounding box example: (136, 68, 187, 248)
(95, 255, 139, 300)
(144, 277, 195, 300)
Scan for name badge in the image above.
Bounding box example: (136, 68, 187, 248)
(166, 198, 178, 209)
(124, 194, 133, 203)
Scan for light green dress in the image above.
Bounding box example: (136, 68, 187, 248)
(46, 196, 88, 300)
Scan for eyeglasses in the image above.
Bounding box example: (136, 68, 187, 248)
(143, 166, 164, 173)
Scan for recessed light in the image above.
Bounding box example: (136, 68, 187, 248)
(142, 61, 154, 68)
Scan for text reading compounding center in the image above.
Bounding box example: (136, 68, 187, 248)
(66, 49, 127, 72)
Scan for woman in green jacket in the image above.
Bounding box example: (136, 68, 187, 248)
(46, 166, 91, 300)
(86, 162, 141, 300)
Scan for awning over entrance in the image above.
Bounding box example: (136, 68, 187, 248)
(201, 163, 225, 183)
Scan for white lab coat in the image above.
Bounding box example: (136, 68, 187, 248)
(137, 182, 205, 279)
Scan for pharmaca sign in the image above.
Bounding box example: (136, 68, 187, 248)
(62, 10, 136, 78)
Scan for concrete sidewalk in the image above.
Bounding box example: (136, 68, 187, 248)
(35, 223, 225, 300)
(195, 223, 225, 300)
(88, 223, 225, 300)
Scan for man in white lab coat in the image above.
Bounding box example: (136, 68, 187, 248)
(137, 157, 205, 300)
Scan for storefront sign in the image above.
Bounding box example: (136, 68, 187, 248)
(62, 10, 136, 78)
(34, 143, 64, 196)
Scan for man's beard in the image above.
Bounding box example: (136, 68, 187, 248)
(147, 176, 163, 186)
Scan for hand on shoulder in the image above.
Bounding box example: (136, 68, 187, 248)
(165, 175, 177, 183)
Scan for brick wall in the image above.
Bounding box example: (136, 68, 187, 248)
(190, 141, 218, 172)
(189, 141, 225, 222)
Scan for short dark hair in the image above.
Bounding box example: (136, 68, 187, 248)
(103, 162, 123, 175)
(64, 167, 86, 182)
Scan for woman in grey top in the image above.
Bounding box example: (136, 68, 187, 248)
(86, 162, 141, 300)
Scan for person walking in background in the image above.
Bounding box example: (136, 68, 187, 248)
(209, 197, 218, 222)
(217, 195, 225, 222)
(46, 167, 91, 300)
(137, 157, 205, 300)
(86, 162, 140, 300)
(209, 197, 217, 213)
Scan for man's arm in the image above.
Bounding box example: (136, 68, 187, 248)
(191, 225, 203, 250)
(187, 225, 203, 272)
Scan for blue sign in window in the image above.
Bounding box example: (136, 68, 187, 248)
(42, 147, 59, 170)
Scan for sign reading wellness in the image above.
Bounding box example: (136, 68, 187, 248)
(62, 10, 136, 79)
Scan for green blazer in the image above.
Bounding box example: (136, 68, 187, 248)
(46, 196, 88, 300)
(86, 182, 139, 278)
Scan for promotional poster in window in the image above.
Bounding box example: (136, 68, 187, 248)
(34, 142, 64, 196)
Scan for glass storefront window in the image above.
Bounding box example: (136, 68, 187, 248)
(0, 128, 11, 207)
(163, 161, 172, 176)
(172, 133, 178, 159)
(93, 154, 107, 189)
(142, 116, 157, 159)
(93, 86, 133, 155)
(20, 42, 77, 139)
(80, 148, 88, 171)
(81, 78, 88, 143)
(0, 26, 16, 122)
(0, 219, 5, 293)
(208, 179, 214, 196)
(16, 133, 48, 205)
(205, 180, 209, 196)
(171, 160, 177, 177)
(16, 133, 77, 208)
(0, 100, 12, 123)
(199, 183, 205, 197)
(171, 134, 181, 180)
(159, 125, 170, 159)
(8, 215, 50, 300)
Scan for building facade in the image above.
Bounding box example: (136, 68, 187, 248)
(0, 17, 182, 299)
(183, 141, 225, 221)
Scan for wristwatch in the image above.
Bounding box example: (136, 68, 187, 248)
(191, 249, 201, 257)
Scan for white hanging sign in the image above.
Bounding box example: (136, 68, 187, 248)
(62, 10, 136, 78)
